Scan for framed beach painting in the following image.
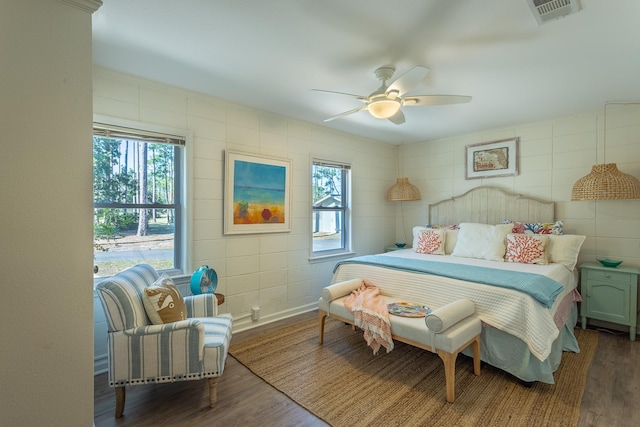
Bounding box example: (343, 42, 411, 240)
(224, 151, 292, 234)
(465, 137, 519, 179)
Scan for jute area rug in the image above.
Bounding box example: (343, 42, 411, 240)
(229, 316, 599, 427)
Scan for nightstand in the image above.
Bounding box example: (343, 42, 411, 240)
(385, 246, 410, 252)
(580, 262, 640, 341)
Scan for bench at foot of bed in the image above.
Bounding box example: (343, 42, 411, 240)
(318, 284, 481, 403)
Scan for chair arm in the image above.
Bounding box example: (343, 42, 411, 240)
(184, 293, 218, 318)
(425, 299, 475, 333)
(321, 279, 363, 302)
(124, 319, 204, 337)
(108, 320, 207, 384)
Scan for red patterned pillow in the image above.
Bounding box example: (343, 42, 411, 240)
(415, 229, 446, 255)
(505, 234, 549, 265)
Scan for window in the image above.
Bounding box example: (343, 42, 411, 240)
(312, 160, 351, 256)
(93, 122, 185, 278)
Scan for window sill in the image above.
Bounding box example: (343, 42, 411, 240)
(308, 251, 355, 264)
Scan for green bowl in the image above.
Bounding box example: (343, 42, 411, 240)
(598, 259, 623, 268)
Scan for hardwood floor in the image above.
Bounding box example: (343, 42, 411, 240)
(94, 311, 640, 427)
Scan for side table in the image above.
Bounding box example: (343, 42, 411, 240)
(385, 246, 410, 252)
(214, 293, 225, 305)
(580, 262, 640, 341)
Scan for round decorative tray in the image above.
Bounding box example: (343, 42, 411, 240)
(388, 302, 432, 317)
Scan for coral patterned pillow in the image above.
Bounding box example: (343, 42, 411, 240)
(415, 229, 446, 255)
(505, 234, 549, 265)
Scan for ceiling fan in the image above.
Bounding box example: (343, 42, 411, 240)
(314, 65, 471, 125)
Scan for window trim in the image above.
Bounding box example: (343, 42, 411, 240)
(310, 158, 352, 260)
(92, 115, 193, 281)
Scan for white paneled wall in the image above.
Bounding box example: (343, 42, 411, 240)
(93, 66, 397, 372)
(400, 105, 640, 268)
(92, 66, 640, 373)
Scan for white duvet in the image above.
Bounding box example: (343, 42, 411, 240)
(331, 250, 578, 361)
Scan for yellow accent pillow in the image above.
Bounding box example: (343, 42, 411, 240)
(142, 274, 187, 324)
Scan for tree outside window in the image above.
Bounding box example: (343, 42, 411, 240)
(93, 130, 182, 278)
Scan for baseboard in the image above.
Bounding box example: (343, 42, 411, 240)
(94, 354, 108, 375)
(231, 302, 318, 333)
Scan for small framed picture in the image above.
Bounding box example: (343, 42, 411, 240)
(224, 151, 292, 234)
(465, 137, 519, 179)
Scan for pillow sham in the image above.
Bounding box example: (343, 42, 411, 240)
(546, 234, 586, 271)
(451, 223, 513, 262)
(505, 234, 549, 265)
(503, 220, 563, 235)
(443, 229, 458, 254)
(415, 228, 447, 255)
(412, 226, 428, 251)
(425, 224, 459, 254)
(142, 273, 187, 325)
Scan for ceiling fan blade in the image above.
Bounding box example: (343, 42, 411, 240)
(386, 66, 429, 97)
(403, 95, 472, 106)
(388, 109, 405, 125)
(312, 89, 367, 101)
(323, 106, 367, 122)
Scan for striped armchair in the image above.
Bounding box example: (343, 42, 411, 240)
(95, 264, 233, 418)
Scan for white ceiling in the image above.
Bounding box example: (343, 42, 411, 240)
(92, 0, 640, 144)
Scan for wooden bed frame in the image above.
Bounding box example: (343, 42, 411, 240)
(428, 186, 554, 226)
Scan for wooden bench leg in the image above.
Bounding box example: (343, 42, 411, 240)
(319, 310, 327, 344)
(208, 377, 218, 408)
(435, 334, 482, 403)
(471, 336, 481, 376)
(436, 349, 458, 403)
(115, 386, 125, 418)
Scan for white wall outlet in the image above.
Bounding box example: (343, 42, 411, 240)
(251, 306, 260, 321)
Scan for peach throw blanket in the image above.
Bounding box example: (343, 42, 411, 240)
(344, 280, 394, 355)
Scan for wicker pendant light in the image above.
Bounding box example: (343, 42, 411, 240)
(571, 102, 640, 201)
(571, 163, 640, 200)
(387, 177, 421, 201)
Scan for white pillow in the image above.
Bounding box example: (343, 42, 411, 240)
(414, 228, 447, 255)
(546, 234, 586, 271)
(452, 223, 513, 262)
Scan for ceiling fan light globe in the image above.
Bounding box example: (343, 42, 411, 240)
(368, 98, 401, 119)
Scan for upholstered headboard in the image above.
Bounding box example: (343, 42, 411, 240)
(428, 187, 554, 225)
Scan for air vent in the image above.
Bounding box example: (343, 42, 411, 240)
(527, 0, 581, 25)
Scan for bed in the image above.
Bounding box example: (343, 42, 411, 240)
(330, 186, 585, 384)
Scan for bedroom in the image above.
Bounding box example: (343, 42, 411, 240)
(2, 1, 640, 426)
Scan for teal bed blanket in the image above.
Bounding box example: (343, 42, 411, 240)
(334, 255, 564, 308)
